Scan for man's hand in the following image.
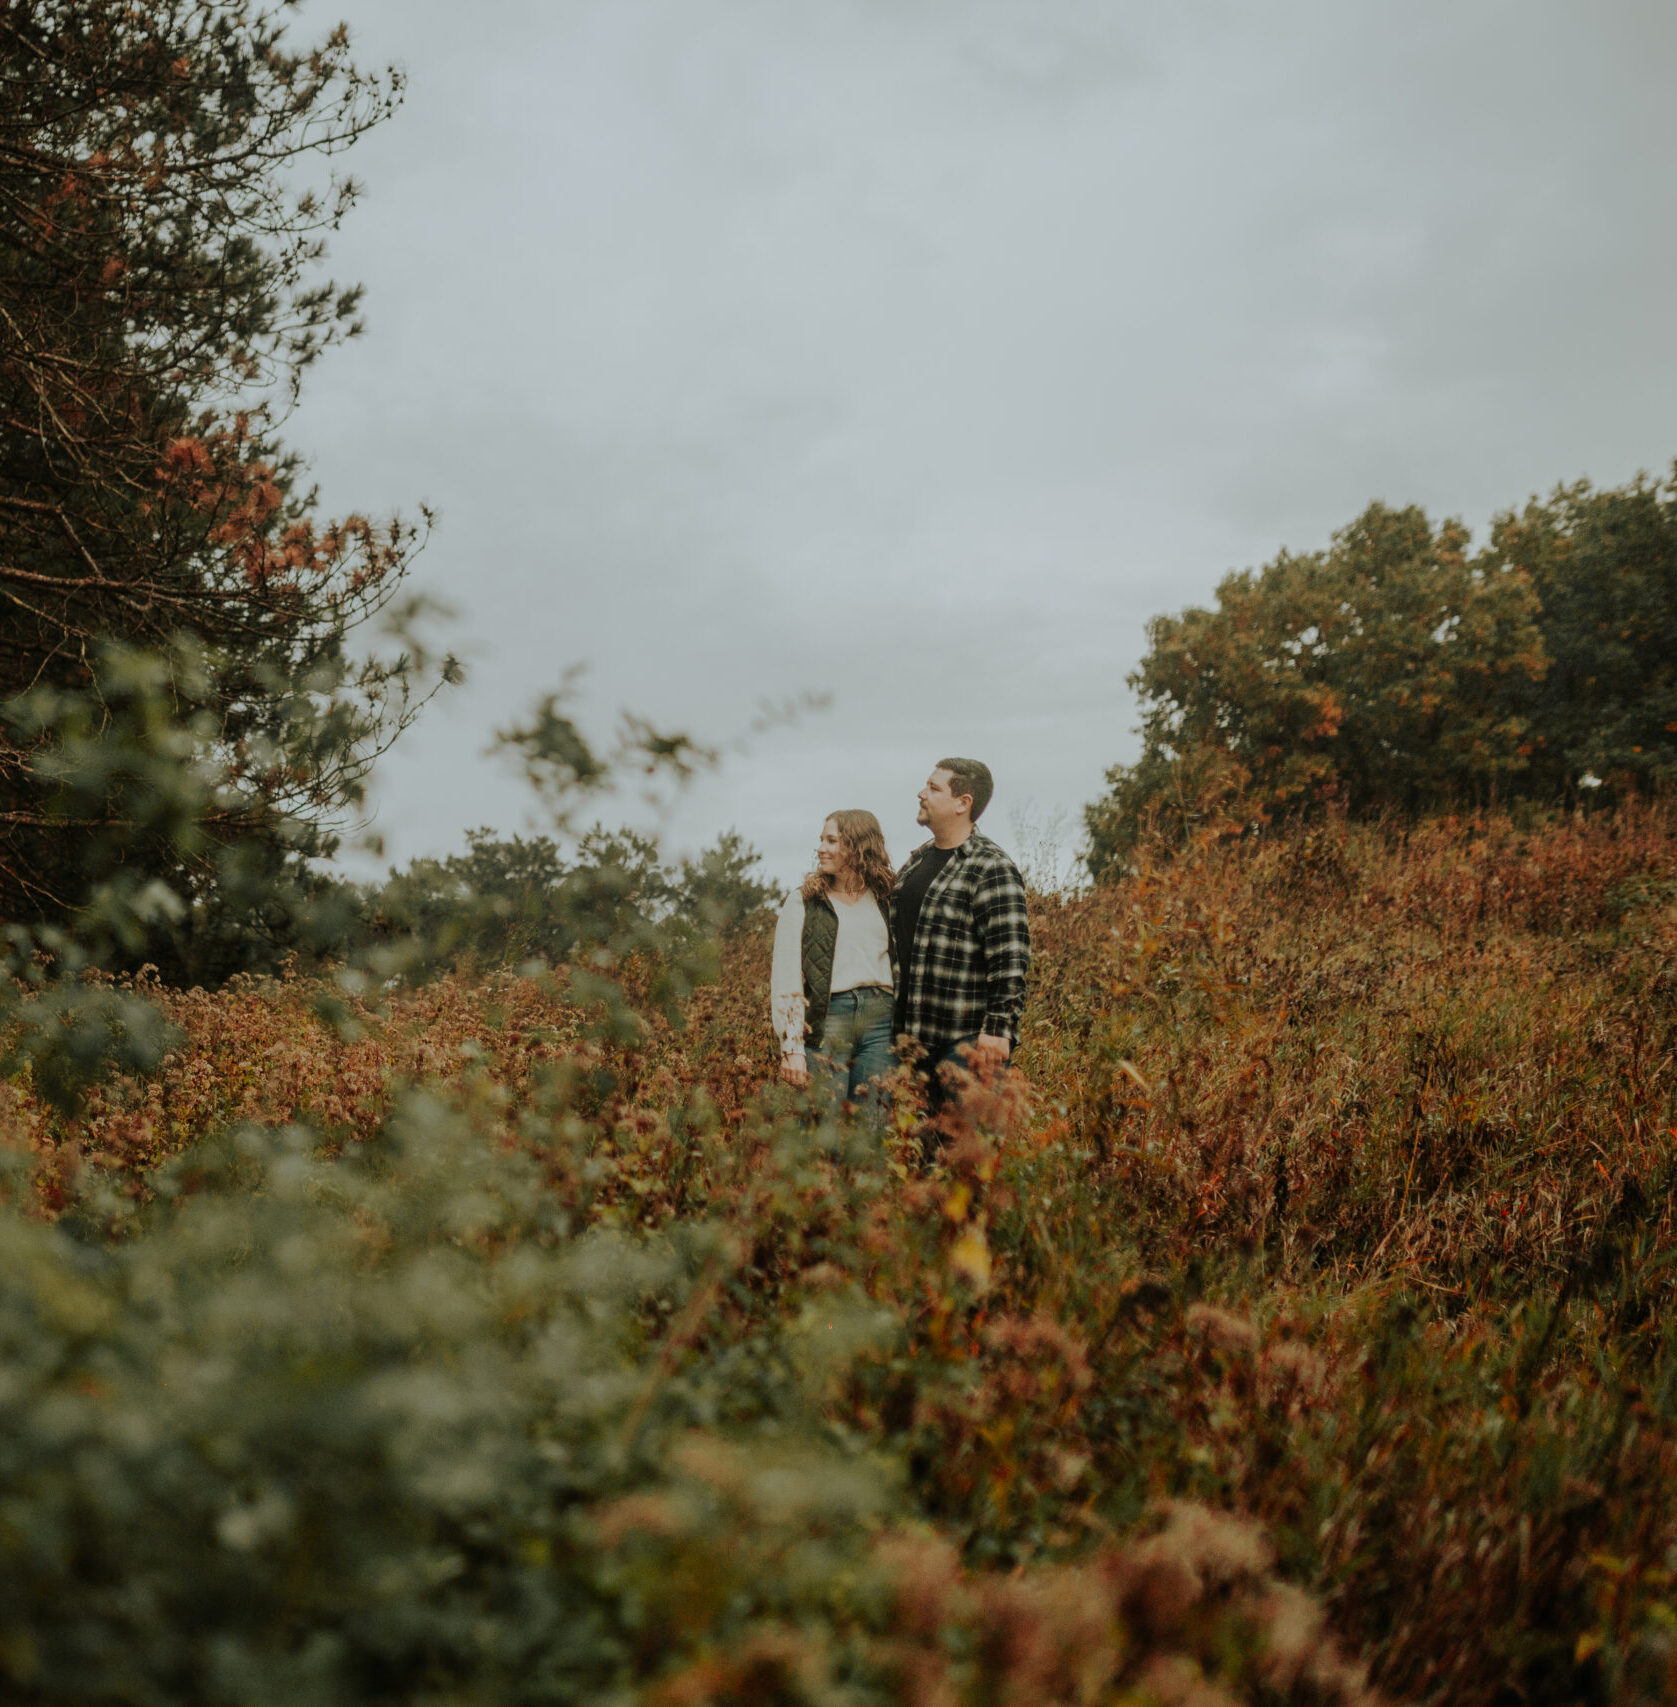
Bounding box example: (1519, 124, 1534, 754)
(780, 1056, 809, 1088)
(972, 1032, 1011, 1071)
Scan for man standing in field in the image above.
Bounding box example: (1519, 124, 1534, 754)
(891, 758, 1031, 1121)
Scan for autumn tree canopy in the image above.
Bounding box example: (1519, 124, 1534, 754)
(0, 0, 446, 958)
(1087, 474, 1677, 875)
(1487, 474, 1677, 802)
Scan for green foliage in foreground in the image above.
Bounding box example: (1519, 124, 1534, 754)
(0, 1110, 871, 1704)
(0, 1102, 1377, 1707)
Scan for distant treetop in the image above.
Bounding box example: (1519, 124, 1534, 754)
(1086, 471, 1677, 876)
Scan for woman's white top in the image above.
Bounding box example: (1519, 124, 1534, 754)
(769, 888, 894, 1062)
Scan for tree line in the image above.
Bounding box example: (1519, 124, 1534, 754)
(1086, 477, 1677, 874)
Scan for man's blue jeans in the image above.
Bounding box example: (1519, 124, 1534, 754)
(923, 1033, 983, 1116)
(813, 987, 895, 1119)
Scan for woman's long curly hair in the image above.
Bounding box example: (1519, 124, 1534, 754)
(800, 809, 895, 903)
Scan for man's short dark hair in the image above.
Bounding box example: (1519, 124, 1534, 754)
(936, 757, 994, 821)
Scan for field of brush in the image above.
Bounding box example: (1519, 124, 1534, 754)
(5, 805, 1677, 1706)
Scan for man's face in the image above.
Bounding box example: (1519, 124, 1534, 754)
(917, 768, 970, 834)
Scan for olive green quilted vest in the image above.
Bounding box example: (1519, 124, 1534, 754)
(799, 892, 892, 1044)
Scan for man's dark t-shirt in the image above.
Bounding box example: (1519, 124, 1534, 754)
(893, 843, 956, 1030)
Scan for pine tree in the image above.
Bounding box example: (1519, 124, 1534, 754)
(0, 1, 447, 947)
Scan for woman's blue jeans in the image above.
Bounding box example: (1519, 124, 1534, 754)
(813, 987, 895, 1119)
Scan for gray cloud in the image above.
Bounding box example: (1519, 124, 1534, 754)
(286, 0, 1677, 890)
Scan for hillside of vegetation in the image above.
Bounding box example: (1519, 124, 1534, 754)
(4, 804, 1676, 1705)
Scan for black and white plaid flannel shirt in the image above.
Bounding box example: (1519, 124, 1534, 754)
(891, 830, 1031, 1059)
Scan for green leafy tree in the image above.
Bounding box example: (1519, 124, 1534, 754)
(1087, 503, 1548, 874)
(366, 825, 778, 975)
(1487, 470, 1677, 802)
(369, 829, 573, 969)
(0, 0, 448, 949)
(673, 827, 784, 934)
(368, 826, 672, 973)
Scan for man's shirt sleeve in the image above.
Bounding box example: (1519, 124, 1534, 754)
(972, 856, 1031, 1039)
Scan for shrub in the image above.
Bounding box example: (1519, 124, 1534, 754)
(9, 803, 1677, 1702)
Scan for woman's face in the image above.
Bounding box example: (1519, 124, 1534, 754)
(816, 819, 851, 881)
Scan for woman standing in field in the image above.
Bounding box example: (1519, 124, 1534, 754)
(771, 810, 896, 1113)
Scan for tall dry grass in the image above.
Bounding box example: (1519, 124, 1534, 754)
(6, 803, 1677, 1703)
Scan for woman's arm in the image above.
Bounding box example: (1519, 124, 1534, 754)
(769, 893, 808, 1083)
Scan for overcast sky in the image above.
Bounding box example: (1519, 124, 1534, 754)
(285, 0, 1677, 891)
